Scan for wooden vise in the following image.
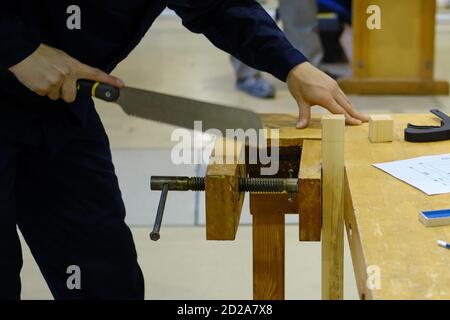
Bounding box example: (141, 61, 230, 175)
(204, 114, 345, 300)
(150, 114, 346, 300)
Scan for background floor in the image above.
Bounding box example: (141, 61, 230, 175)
(19, 7, 450, 299)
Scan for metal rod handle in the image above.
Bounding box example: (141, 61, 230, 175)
(150, 183, 169, 241)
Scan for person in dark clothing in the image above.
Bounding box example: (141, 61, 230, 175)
(318, 0, 352, 25)
(231, 0, 324, 99)
(318, 0, 353, 63)
(1, 1, 367, 300)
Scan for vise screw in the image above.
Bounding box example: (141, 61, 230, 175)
(150, 175, 299, 241)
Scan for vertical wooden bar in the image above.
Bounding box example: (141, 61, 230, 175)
(321, 115, 345, 300)
(351, 0, 367, 78)
(299, 140, 322, 241)
(419, 0, 436, 79)
(251, 196, 285, 300)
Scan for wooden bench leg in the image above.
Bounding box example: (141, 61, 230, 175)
(252, 198, 285, 300)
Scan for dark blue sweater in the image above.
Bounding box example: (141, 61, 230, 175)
(0, 1, 307, 143)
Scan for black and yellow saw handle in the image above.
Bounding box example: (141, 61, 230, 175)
(76, 80, 120, 102)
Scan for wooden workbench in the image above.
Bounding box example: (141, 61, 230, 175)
(259, 113, 450, 300)
(344, 114, 450, 299)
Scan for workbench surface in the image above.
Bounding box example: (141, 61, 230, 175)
(261, 113, 450, 300)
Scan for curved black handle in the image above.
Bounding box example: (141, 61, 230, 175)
(404, 109, 450, 142)
(431, 109, 450, 123)
(76, 80, 120, 102)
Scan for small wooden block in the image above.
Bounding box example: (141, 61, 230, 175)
(369, 115, 394, 143)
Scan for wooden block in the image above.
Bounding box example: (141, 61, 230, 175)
(321, 115, 345, 300)
(369, 115, 394, 143)
(298, 140, 322, 241)
(260, 114, 322, 147)
(205, 138, 245, 240)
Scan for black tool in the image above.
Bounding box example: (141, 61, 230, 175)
(149, 176, 299, 241)
(405, 109, 450, 142)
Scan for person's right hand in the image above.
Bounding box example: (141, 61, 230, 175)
(287, 62, 369, 128)
(8, 44, 124, 103)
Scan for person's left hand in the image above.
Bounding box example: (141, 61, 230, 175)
(287, 62, 369, 128)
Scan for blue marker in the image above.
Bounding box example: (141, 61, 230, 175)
(437, 240, 450, 250)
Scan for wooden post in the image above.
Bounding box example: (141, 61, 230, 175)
(338, 0, 449, 95)
(251, 197, 285, 300)
(204, 114, 324, 299)
(321, 115, 345, 300)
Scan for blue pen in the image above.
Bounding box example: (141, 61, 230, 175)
(437, 240, 450, 250)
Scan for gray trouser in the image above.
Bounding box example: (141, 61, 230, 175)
(231, 0, 324, 80)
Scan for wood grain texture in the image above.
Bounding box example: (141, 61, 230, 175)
(299, 140, 322, 241)
(260, 114, 322, 147)
(344, 114, 450, 299)
(321, 115, 345, 300)
(344, 170, 373, 300)
(249, 193, 298, 215)
(252, 207, 285, 300)
(205, 138, 246, 240)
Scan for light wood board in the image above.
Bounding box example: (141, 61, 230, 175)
(321, 115, 346, 300)
(261, 114, 322, 146)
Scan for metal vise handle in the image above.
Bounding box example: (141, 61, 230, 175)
(150, 183, 169, 241)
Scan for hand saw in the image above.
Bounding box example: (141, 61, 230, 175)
(77, 80, 263, 135)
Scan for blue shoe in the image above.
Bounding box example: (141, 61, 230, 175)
(236, 76, 276, 99)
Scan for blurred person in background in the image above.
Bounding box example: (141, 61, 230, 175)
(232, 0, 353, 99)
(318, 0, 352, 63)
(231, 0, 324, 98)
(438, 0, 450, 9)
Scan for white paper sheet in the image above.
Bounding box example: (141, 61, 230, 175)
(373, 153, 450, 195)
